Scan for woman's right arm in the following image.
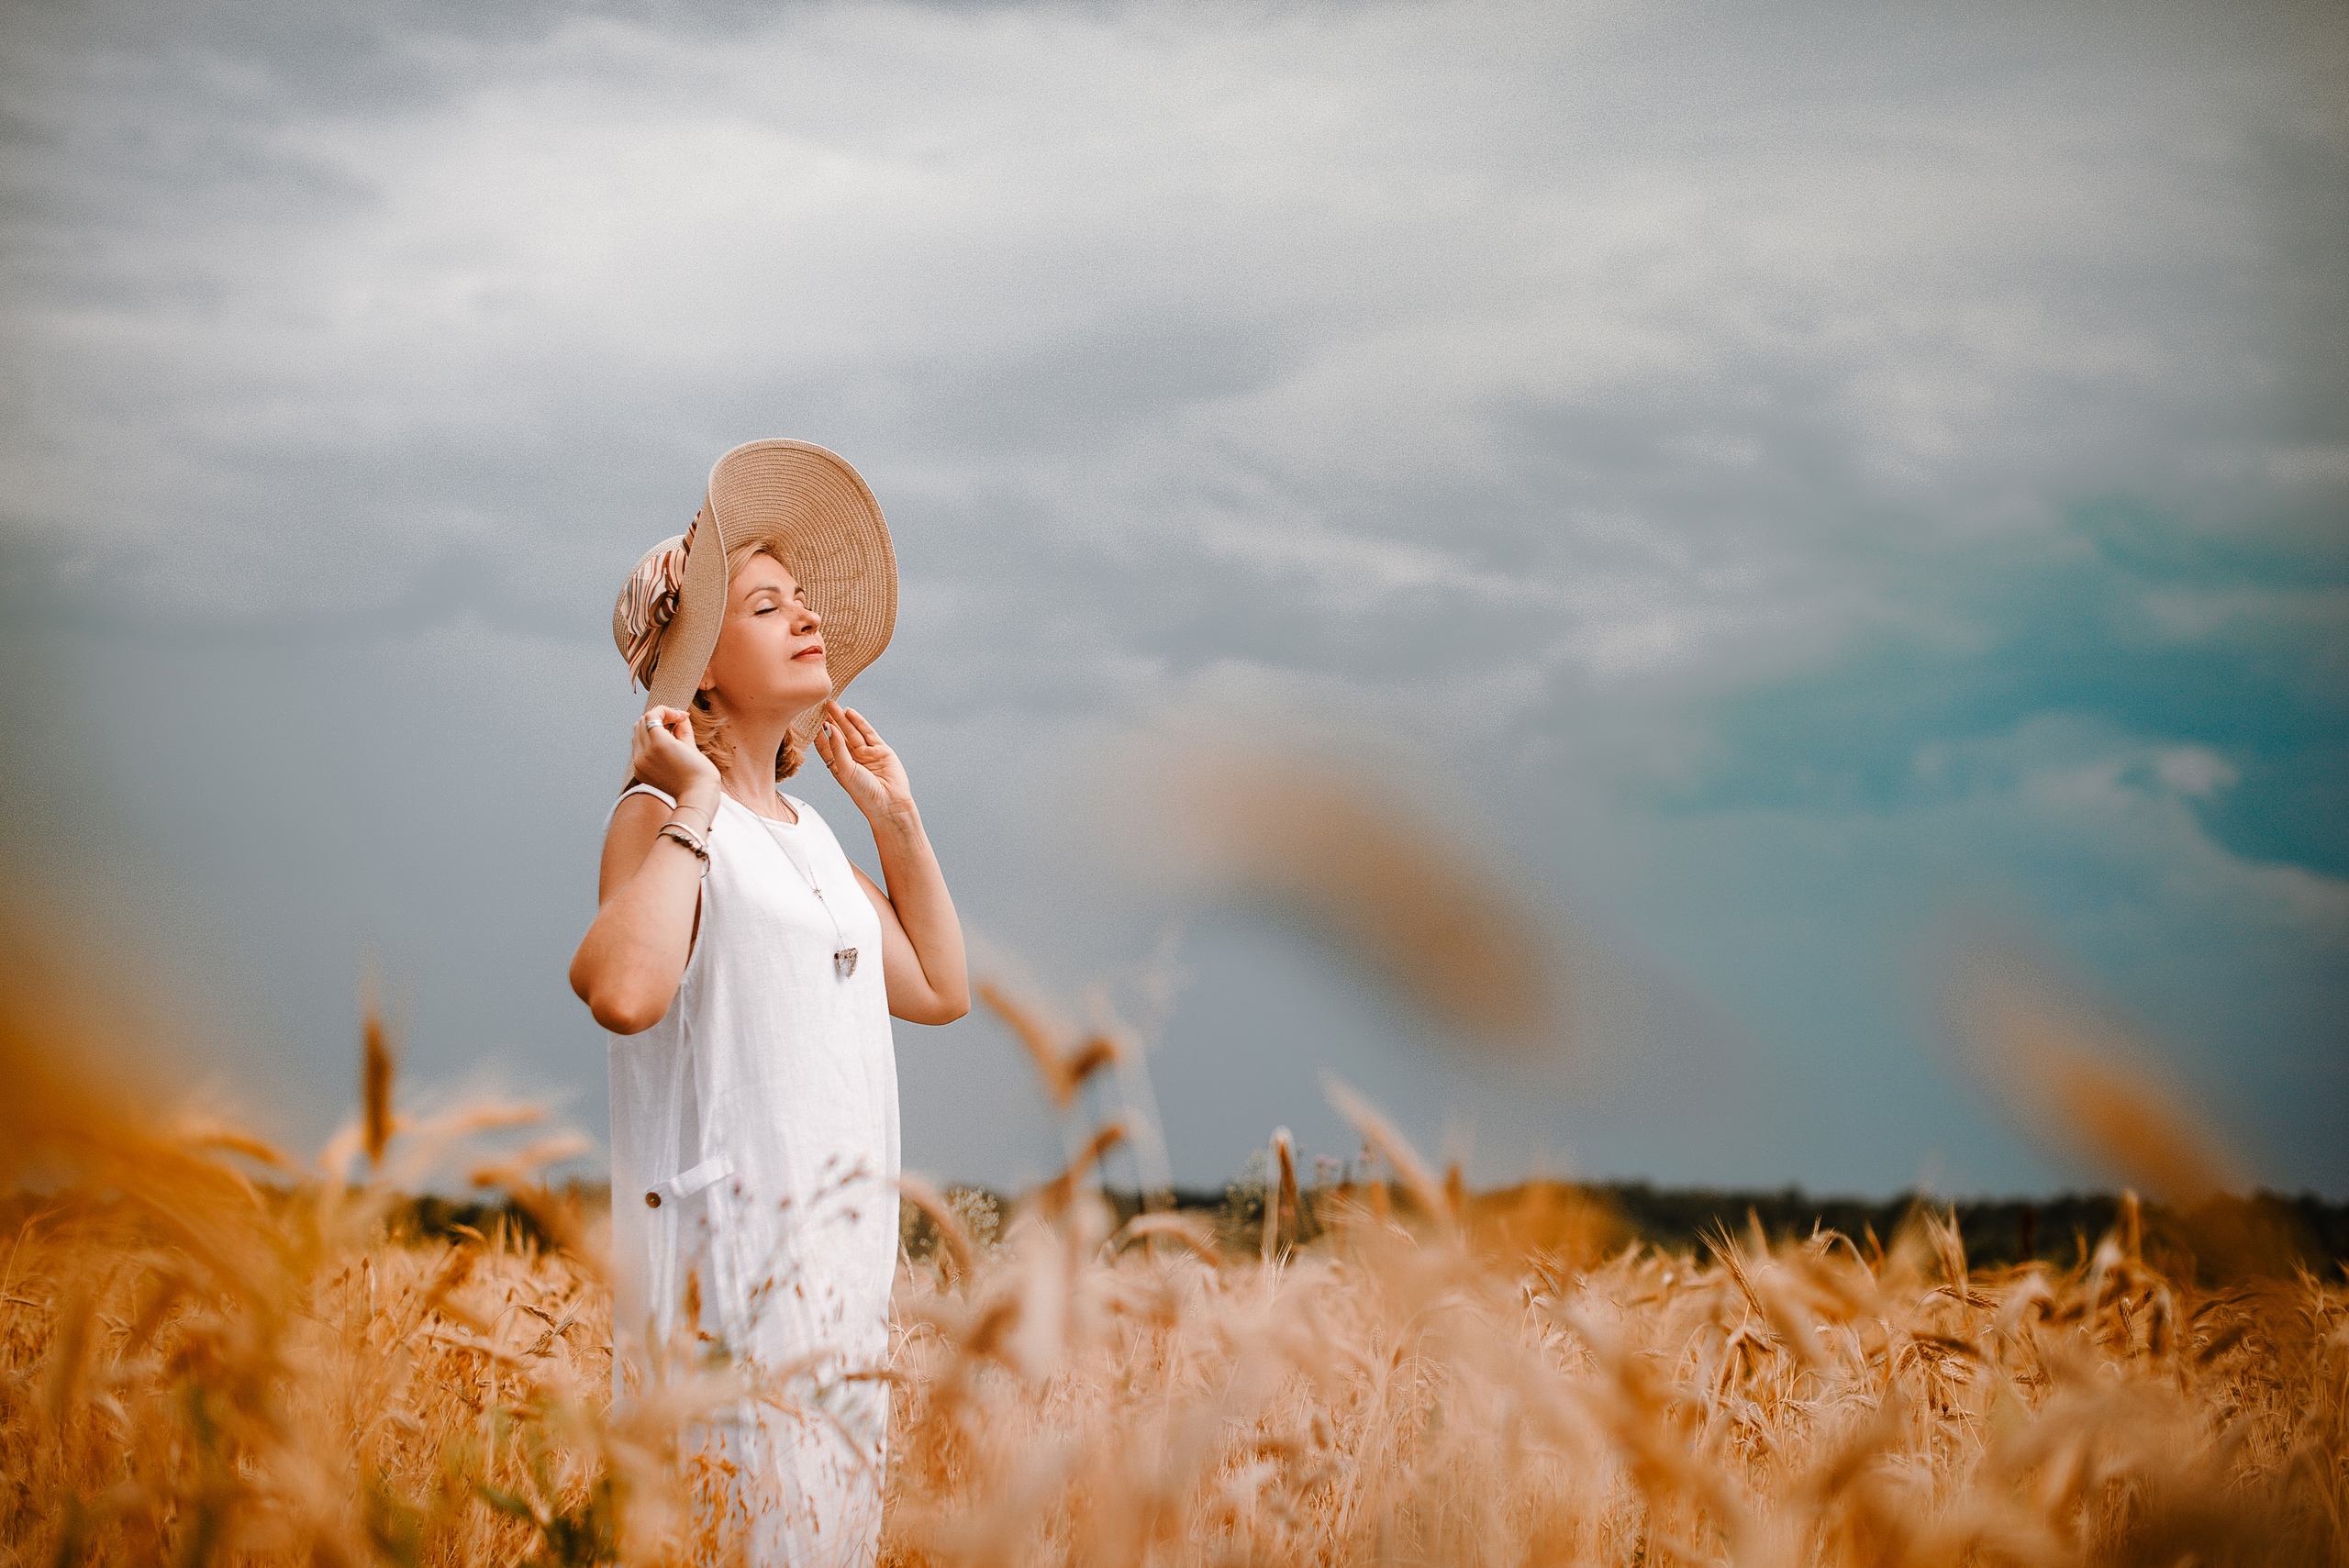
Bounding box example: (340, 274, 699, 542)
(568, 707, 724, 1035)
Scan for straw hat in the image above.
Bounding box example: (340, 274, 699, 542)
(612, 439, 896, 741)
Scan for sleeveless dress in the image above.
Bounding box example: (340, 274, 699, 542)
(605, 784, 899, 1568)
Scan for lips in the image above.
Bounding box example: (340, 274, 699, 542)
(793, 644, 826, 662)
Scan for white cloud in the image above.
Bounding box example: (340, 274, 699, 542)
(2153, 746, 2239, 799)
(1914, 716, 2348, 944)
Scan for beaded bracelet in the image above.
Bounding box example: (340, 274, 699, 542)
(656, 821, 709, 862)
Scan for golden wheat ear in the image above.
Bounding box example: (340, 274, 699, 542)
(977, 977, 1123, 1110)
(1113, 1209, 1219, 1262)
(1030, 1119, 1131, 1219)
(898, 1173, 977, 1286)
(1321, 1073, 1457, 1234)
(362, 1004, 395, 1171)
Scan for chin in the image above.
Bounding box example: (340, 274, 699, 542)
(780, 676, 832, 714)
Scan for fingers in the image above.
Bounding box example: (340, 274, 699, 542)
(814, 713, 850, 773)
(826, 699, 885, 751)
(819, 700, 856, 758)
(631, 706, 698, 777)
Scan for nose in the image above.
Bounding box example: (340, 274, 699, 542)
(796, 600, 822, 632)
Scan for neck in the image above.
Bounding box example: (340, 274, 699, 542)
(708, 705, 807, 817)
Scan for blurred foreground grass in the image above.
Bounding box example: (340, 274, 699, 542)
(6, 1081, 2343, 1563)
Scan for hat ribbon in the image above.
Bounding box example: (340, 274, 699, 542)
(618, 516, 700, 692)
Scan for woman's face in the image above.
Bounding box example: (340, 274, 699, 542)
(697, 551, 829, 719)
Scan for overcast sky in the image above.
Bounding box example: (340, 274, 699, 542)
(3, 0, 2343, 1196)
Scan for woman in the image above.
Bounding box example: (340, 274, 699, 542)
(569, 439, 968, 1566)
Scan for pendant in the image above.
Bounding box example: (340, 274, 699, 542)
(834, 947, 859, 980)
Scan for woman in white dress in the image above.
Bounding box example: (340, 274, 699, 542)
(568, 440, 968, 1566)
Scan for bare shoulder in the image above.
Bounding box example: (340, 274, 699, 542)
(598, 790, 674, 900)
(609, 790, 673, 829)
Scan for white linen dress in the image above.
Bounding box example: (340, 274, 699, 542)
(606, 784, 898, 1568)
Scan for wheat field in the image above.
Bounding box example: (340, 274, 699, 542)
(3, 970, 2344, 1567)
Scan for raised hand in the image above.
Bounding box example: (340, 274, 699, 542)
(811, 697, 967, 1025)
(814, 700, 914, 820)
(629, 705, 721, 813)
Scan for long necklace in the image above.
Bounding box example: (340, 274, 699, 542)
(757, 807, 859, 980)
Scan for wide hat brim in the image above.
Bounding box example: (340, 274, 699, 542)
(613, 439, 897, 742)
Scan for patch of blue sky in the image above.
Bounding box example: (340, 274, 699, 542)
(1670, 498, 2349, 878)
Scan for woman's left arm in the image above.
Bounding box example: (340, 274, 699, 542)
(816, 700, 971, 1025)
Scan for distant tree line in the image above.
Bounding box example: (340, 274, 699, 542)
(380, 1179, 2349, 1281)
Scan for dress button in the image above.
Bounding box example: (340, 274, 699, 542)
(645, 1191, 662, 1208)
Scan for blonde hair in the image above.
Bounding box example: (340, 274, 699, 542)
(688, 541, 807, 782)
